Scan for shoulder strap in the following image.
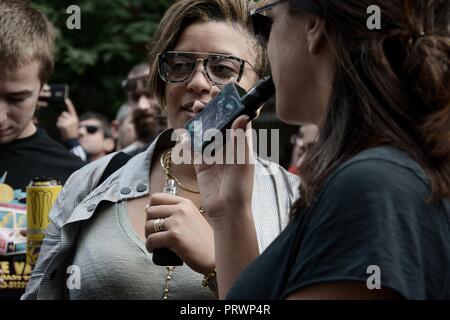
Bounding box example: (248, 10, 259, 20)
(96, 152, 133, 188)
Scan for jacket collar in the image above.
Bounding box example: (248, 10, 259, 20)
(64, 129, 177, 226)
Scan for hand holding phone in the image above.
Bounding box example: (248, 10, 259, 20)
(185, 76, 275, 152)
(36, 83, 73, 141)
(56, 98, 79, 141)
(38, 84, 69, 109)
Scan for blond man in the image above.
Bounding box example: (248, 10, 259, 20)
(0, 0, 84, 299)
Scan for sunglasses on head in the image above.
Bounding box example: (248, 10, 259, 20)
(80, 125, 101, 135)
(250, 0, 283, 47)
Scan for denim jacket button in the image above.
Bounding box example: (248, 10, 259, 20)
(121, 187, 131, 195)
(137, 184, 147, 192)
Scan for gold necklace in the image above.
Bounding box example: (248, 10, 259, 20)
(160, 149, 206, 215)
(162, 266, 175, 300)
(161, 150, 201, 194)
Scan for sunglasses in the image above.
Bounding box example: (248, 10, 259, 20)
(158, 51, 256, 86)
(250, 0, 283, 47)
(80, 125, 101, 135)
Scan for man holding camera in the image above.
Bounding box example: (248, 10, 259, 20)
(0, 0, 84, 195)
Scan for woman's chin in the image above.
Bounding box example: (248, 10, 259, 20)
(276, 108, 301, 125)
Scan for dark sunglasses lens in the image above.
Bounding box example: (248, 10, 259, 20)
(160, 53, 195, 82)
(85, 125, 99, 134)
(251, 13, 272, 46)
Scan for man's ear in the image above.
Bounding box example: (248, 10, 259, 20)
(304, 15, 327, 55)
(103, 137, 115, 153)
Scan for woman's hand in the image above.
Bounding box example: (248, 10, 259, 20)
(144, 193, 215, 276)
(188, 115, 259, 298)
(189, 115, 255, 221)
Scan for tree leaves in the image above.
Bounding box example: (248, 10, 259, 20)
(30, 0, 173, 120)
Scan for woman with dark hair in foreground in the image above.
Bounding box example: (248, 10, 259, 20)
(195, 0, 450, 299)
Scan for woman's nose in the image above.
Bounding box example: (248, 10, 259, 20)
(186, 62, 212, 94)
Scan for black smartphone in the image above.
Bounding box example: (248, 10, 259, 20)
(185, 76, 274, 152)
(152, 248, 183, 266)
(185, 82, 245, 152)
(36, 84, 69, 141)
(39, 84, 69, 108)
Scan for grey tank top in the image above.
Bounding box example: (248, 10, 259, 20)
(69, 201, 215, 300)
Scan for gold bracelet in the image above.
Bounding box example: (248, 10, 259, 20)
(201, 269, 217, 292)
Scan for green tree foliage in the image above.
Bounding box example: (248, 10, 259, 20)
(31, 0, 173, 120)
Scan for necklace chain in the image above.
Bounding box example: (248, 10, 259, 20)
(160, 149, 206, 215)
(161, 150, 201, 194)
(158, 149, 207, 300)
(162, 266, 175, 300)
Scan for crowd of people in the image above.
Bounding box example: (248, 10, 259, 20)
(37, 62, 167, 163)
(0, 0, 448, 301)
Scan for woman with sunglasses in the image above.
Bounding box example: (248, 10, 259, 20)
(23, 0, 298, 300)
(194, 0, 450, 299)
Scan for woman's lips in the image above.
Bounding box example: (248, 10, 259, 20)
(181, 100, 207, 117)
(192, 100, 206, 112)
(181, 108, 196, 118)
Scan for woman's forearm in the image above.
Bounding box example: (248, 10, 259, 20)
(210, 207, 260, 299)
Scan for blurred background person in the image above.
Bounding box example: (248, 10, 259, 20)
(78, 112, 115, 162)
(110, 104, 137, 151)
(56, 98, 115, 162)
(122, 63, 166, 156)
(54, 93, 88, 161)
